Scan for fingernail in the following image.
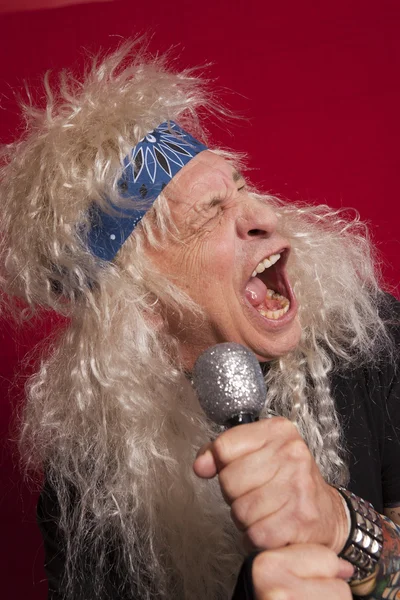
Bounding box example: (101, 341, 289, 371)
(195, 446, 209, 459)
(195, 448, 213, 462)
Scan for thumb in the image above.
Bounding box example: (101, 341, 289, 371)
(193, 443, 218, 478)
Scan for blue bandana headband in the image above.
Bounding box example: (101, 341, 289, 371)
(86, 121, 208, 261)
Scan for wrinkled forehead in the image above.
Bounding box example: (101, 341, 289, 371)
(163, 150, 242, 210)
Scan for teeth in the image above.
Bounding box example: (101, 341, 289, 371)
(263, 258, 271, 269)
(251, 253, 281, 278)
(271, 290, 289, 306)
(260, 303, 290, 320)
(269, 254, 281, 266)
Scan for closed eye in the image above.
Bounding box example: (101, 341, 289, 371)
(209, 197, 222, 208)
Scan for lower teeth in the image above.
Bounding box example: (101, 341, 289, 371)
(259, 290, 290, 320)
(260, 303, 289, 320)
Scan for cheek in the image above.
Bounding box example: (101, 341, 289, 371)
(178, 243, 233, 306)
(150, 223, 237, 299)
(182, 239, 218, 278)
(157, 242, 208, 297)
(204, 234, 237, 272)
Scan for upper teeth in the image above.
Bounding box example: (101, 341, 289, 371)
(252, 253, 281, 278)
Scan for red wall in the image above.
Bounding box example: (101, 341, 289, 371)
(0, 0, 113, 13)
(1, 1, 399, 597)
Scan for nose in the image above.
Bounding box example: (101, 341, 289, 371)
(236, 196, 278, 240)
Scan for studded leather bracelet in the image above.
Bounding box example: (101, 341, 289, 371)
(337, 487, 383, 585)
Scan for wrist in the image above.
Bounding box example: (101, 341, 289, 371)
(336, 488, 383, 586)
(330, 486, 352, 554)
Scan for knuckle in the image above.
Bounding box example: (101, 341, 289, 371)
(212, 432, 234, 464)
(268, 416, 295, 438)
(253, 554, 294, 600)
(252, 551, 284, 582)
(283, 438, 311, 463)
(246, 523, 268, 549)
(218, 467, 237, 502)
(231, 492, 257, 527)
(246, 519, 291, 550)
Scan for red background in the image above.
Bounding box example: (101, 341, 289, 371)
(0, 1, 399, 597)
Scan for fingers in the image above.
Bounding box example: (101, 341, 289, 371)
(230, 483, 284, 533)
(213, 418, 298, 468)
(193, 443, 217, 478)
(221, 436, 313, 506)
(218, 445, 281, 502)
(253, 543, 352, 579)
(255, 578, 352, 600)
(252, 545, 353, 600)
(193, 417, 344, 551)
(243, 507, 299, 551)
(235, 477, 321, 549)
(193, 417, 299, 480)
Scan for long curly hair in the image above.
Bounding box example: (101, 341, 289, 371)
(0, 41, 393, 599)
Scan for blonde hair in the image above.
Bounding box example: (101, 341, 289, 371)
(0, 41, 394, 599)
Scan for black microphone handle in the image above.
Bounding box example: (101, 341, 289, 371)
(224, 413, 259, 428)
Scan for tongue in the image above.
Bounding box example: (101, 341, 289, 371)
(245, 277, 267, 306)
(245, 278, 286, 311)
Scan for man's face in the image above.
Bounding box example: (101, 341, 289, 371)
(144, 151, 301, 369)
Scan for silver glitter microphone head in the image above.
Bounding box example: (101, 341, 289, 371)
(192, 343, 267, 426)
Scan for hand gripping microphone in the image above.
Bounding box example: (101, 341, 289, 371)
(192, 342, 267, 428)
(192, 343, 267, 599)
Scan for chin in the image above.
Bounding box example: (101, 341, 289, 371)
(248, 318, 302, 362)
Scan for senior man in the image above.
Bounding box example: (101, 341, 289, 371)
(0, 43, 399, 600)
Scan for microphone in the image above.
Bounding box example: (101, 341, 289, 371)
(192, 343, 269, 599)
(192, 343, 267, 428)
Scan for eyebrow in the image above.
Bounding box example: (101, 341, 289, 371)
(232, 170, 244, 183)
(188, 169, 245, 229)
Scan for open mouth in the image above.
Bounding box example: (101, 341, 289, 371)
(244, 249, 293, 321)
